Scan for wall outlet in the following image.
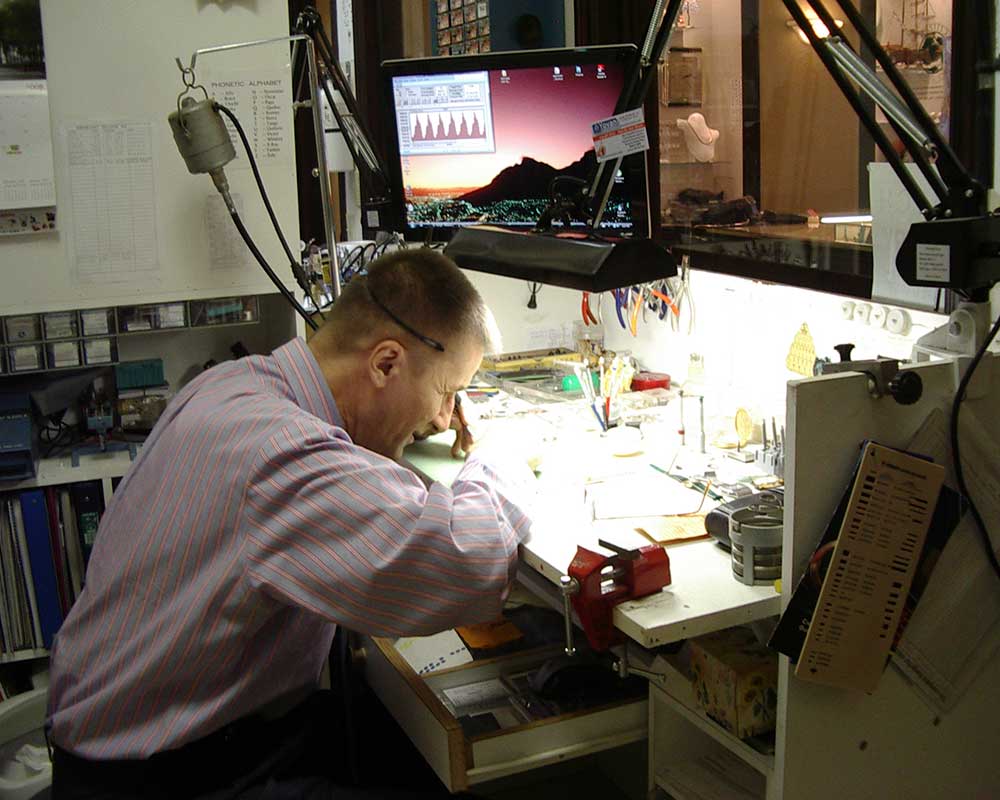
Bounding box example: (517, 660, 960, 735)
(886, 308, 911, 335)
(869, 305, 889, 328)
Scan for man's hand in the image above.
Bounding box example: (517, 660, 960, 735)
(411, 396, 475, 459)
(449, 394, 474, 459)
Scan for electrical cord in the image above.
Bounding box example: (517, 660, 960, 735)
(375, 233, 406, 257)
(338, 240, 382, 284)
(950, 309, 1000, 583)
(41, 420, 83, 458)
(339, 245, 366, 280)
(215, 103, 324, 322)
(527, 282, 541, 309)
(228, 210, 318, 330)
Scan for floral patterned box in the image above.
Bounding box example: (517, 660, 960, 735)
(689, 627, 777, 739)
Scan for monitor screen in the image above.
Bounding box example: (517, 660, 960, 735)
(381, 46, 644, 236)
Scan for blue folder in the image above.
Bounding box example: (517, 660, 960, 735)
(18, 490, 64, 648)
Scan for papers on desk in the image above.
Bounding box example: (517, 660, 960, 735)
(593, 515, 708, 545)
(394, 629, 473, 676)
(588, 474, 715, 520)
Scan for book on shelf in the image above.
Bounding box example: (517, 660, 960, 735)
(0, 504, 26, 651)
(69, 481, 104, 567)
(19, 490, 66, 649)
(0, 481, 108, 657)
(59, 488, 85, 599)
(5, 499, 35, 651)
(44, 486, 73, 617)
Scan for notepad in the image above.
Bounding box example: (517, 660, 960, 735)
(394, 629, 473, 675)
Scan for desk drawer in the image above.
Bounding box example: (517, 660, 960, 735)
(361, 636, 647, 792)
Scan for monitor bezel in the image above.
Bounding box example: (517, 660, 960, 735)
(379, 44, 647, 240)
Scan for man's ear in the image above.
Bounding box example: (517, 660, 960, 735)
(368, 339, 407, 388)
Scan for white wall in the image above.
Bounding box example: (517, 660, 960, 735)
(601, 270, 946, 440)
(462, 258, 948, 451)
(1, 2, 298, 316)
(464, 270, 584, 354)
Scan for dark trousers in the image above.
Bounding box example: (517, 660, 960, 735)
(52, 690, 477, 799)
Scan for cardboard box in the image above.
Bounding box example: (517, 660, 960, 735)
(689, 627, 777, 739)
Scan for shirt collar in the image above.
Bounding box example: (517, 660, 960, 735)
(271, 338, 343, 429)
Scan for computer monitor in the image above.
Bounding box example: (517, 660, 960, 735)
(381, 45, 646, 238)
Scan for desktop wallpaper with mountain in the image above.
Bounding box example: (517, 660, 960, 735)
(398, 62, 632, 228)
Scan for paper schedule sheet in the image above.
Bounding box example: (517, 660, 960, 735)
(65, 121, 158, 281)
(0, 80, 56, 210)
(206, 193, 252, 271)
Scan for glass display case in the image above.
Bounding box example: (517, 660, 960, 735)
(651, 0, 984, 306)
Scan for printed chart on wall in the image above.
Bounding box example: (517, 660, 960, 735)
(205, 192, 252, 272)
(63, 121, 160, 285)
(0, 0, 57, 236)
(202, 68, 294, 171)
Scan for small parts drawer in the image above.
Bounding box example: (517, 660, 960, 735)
(361, 637, 647, 792)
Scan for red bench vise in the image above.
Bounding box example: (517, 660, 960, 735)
(566, 540, 671, 651)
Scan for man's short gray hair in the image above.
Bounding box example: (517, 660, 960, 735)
(319, 248, 499, 355)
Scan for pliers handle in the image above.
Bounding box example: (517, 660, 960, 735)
(613, 288, 628, 330)
(581, 292, 599, 325)
(648, 284, 680, 319)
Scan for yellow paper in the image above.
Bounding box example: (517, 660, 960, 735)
(593, 515, 709, 545)
(456, 620, 523, 649)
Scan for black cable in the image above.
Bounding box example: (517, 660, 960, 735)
(215, 103, 324, 322)
(336, 629, 361, 787)
(375, 234, 402, 258)
(950, 309, 1000, 583)
(42, 424, 82, 459)
(229, 210, 318, 330)
(339, 245, 366, 282)
(527, 282, 541, 310)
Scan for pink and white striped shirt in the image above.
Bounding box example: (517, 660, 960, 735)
(47, 338, 533, 759)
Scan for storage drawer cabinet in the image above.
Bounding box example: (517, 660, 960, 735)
(360, 637, 648, 792)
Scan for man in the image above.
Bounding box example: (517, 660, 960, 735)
(47, 249, 536, 798)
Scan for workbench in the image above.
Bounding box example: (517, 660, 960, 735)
(361, 413, 781, 795)
(363, 354, 1000, 798)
